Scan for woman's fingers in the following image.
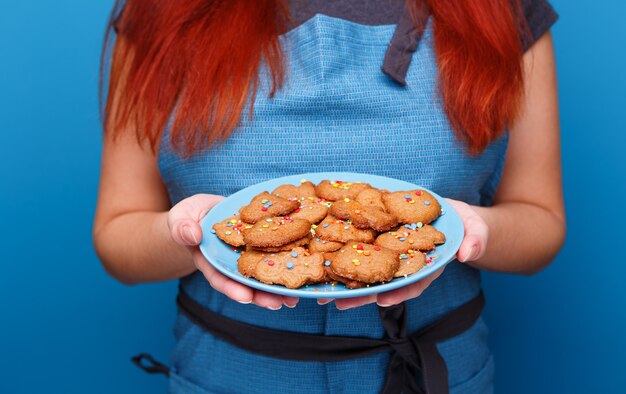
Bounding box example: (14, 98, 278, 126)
(457, 215, 488, 262)
(171, 220, 202, 246)
(376, 267, 444, 306)
(173, 194, 297, 310)
(320, 267, 446, 310)
(317, 298, 334, 306)
(252, 291, 285, 310)
(282, 296, 300, 308)
(193, 249, 292, 310)
(334, 294, 377, 310)
(169, 194, 225, 246)
(444, 198, 488, 263)
(192, 249, 254, 304)
(376, 285, 419, 307)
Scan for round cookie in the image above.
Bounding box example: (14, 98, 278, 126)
(355, 188, 387, 211)
(239, 192, 299, 223)
(321, 251, 365, 288)
(289, 196, 330, 224)
(327, 242, 399, 284)
(375, 224, 446, 252)
(253, 234, 312, 253)
(394, 250, 427, 277)
(323, 266, 365, 289)
(243, 216, 311, 248)
(330, 200, 398, 232)
(272, 181, 317, 200)
(238, 249, 266, 277)
(253, 247, 326, 288)
(212, 215, 252, 247)
(314, 215, 377, 244)
(308, 237, 344, 253)
(382, 190, 442, 225)
(315, 180, 371, 201)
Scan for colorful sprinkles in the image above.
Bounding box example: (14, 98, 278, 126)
(330, 180, 362, 190)
(210, 184, 446, 292)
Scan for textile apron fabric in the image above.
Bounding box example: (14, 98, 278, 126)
(156, 12, 508, 394)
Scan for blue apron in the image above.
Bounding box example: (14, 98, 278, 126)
(157, 12, 506, 394)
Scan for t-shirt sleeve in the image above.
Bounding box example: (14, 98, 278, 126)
(520, 0, 559, 51)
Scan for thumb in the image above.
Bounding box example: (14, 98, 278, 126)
(445, 198, 488, 263)
(169, 194, 225, 246)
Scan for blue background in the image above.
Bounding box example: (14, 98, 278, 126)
(1, 1, 624, 393)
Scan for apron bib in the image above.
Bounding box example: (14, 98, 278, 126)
(154, 6, 506, 394)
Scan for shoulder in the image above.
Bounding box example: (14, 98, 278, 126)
(518, 0, 559, 51)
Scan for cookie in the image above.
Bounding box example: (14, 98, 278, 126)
(327, 242, 399, 284)
(330, 200, 398, 232)
(382, 190, 442, 225)
(253, 247, 326, 288)
(315, 215, 377, 244)
(315, 180, 371, 201)
(374, 224, 446, 252)
(321, 251, 365, 289)
(238, 249, 266, 277)
(289, 196, 330, 224)
(239, 192, 299, 223)
(394, 250, 427, 277)
(272, 181, 317, 200)
(355, 188, 387, 211)
(252, 234, 312, 253)
(323, 266, 365, 289)
(308, 237, 344, 253)
(211, 215, 252, 247)
(243, 216, 311, 248)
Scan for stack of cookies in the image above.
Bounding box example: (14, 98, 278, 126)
(212, 180, 446, 289)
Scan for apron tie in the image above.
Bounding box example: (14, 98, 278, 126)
(386, 337, 420, 366)
(171, 288, 484, 394)
(380, 303, 420, 393)
(377, 293, 486, 394)
(380, 302, 428, 394)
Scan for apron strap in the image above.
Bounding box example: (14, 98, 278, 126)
(177, 289, 389, 361)
(177, 287, 484, 394)
(381, 0, 430, 86)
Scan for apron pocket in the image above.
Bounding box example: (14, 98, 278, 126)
(169, 370, 214, 394)
(450, 354, 494, 394)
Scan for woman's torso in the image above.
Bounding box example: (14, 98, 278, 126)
(157, 2, 507, 392)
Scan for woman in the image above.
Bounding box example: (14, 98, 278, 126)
(94, 0, 565, 392)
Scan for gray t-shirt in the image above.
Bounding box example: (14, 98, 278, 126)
(288, 0, 558, 51)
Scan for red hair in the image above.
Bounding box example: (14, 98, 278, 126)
(424, 0, 525, 153)
(101, 0, 525, 156)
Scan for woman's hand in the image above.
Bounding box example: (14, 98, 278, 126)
(444, 198, 489, 264)
(319, 267, 446, 310)
(319, 198, 488, 310)
(168, 194, 299, 310)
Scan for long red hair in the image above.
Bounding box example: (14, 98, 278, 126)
(101, 0, 525, 156)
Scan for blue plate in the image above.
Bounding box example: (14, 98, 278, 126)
(199, 172, 463, 299)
